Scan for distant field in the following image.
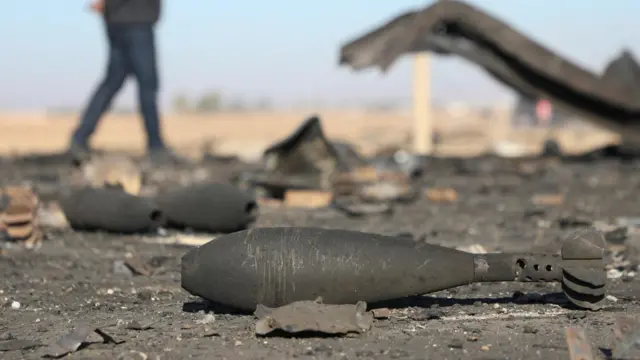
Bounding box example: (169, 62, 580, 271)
(0, 109, 619, 160)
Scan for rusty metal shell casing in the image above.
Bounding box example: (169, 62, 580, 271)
(155, 182, 257, 233)
(181, 227, 475, 311)
(60, 187, 164, 234)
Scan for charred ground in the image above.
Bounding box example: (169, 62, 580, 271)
(1, 153, 639, 359)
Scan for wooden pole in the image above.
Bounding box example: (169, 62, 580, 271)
(412, 53, 433, 154)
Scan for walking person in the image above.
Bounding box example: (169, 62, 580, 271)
(69, 0, 184, 164)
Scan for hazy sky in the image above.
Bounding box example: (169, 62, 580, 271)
(2, 0, 639, 110)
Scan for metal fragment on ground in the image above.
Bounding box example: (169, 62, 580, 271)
(254, 299, 373, 337)
(124, 320, 155, 331)
(123, 257, 153, 276)
(0, 339, 43, 351)
(243, 116, 364, 195)
(43, 325, 93, 358)
(564, 327, 594, 360)
(43, 325, 121, 358)
(612, 316, 640, 359)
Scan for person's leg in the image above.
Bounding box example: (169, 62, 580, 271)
(70, 25, 130, 149)
(124, 24, 166, 150)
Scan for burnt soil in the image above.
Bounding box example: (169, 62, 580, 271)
(1, 153, 640, 359)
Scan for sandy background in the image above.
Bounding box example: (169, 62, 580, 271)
(0, 109, 620, 160)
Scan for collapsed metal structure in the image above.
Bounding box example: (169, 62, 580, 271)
(338, 0, 640, 147)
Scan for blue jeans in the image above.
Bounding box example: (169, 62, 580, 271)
(71, 23, 165, 150)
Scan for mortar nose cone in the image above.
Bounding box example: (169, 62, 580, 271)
(181, 249, 199, 293)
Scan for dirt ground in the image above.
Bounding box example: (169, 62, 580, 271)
(1, 148, 639, 359)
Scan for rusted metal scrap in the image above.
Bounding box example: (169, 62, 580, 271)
(181, 226, 607, 312)
(254, 298, 373, 337)
(240, 115, 366, 197)
(564, 327, 594, 360)
(0, 185, 42, 248)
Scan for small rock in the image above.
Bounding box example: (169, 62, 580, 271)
(117, 350, 148, 360)
(137, 290, 153, 302)
(448, 339, 464, 349)
(608, 269, 623, 279)
(10, 301, 20, 309)
(523, 325, 538, 334)
(413, 309, 444, 321)
(605, 227, 628, 245)
(196, 313, 216, 325)
(113, 260, 134, 276)
(0, 332, 15, 341)
(371, 308, 392, 319)
(567, 312, 587, 320)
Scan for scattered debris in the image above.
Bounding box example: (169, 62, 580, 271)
(254, 299, 373, 337)
(522, 325, 538, 334)
(124, 320, 155, 331)
(531, 193, 564, 206)
(0, 185, 42, 248)
(43, 325, 122, 358)
(241, 116, 365, 197)
(564, 327, 594, 360)
(613, 316, 640, 359)
(195, 313, 216, 325)
(425, 188, 457, 203)
(284, 190, 332, 208)
(371, 308, 392, 319)
(121, 257, 154, 276)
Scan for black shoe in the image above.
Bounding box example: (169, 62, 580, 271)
(66, 142, 93, 165)
(147, 147, 190, 166)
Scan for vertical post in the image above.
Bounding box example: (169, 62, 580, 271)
(412, 53, 433, 154)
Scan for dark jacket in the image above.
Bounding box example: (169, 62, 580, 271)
(104, 0, 161, 25)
